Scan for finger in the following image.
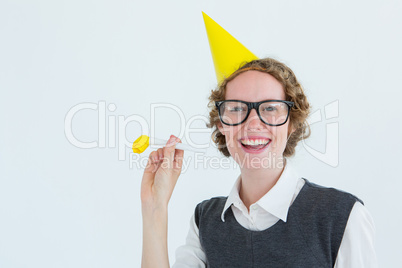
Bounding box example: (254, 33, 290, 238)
(174, 138, 184, 169)
(144, 151, 158, 173)
(174, 148, 184, 160)
(142, 152, 157, 194)
(175, 136, 184, 158)
(162, 135, 178, 168)
(156, 148, 164, 162)
(174, 150, 184, 170)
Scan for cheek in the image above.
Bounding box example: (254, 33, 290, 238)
(270, 125, 289, 147)
(222, 126, 241, 148)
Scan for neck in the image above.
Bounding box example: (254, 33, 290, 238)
(239, 158, 286, 211)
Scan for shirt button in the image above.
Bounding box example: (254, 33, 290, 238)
(252, 206, 258, 211)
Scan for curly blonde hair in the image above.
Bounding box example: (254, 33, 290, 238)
(207, 57, 311, 157)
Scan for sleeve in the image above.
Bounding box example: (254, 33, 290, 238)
(334, 201, 378, 268)
(171, 214, 207, 268)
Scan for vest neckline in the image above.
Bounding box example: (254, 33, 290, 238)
(225, 178, 310, 233)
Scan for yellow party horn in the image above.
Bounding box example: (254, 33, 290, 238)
(132, 135, 206, 154)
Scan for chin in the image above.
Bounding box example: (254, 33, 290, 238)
(231, 148, 286, 170)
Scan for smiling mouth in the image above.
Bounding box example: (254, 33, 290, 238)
(240, 139, 271, 150)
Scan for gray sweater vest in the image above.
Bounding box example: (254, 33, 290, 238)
(195, 179, 363, 268)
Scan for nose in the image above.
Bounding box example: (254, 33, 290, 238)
(245, 108, 264, 131)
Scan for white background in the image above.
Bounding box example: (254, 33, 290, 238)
(1, 0, 401, 267)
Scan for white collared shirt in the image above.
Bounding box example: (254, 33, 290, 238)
(173, 160, 377, 267)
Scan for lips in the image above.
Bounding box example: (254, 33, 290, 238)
(239, 137, 271, 153)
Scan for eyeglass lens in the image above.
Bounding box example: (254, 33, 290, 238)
(219, 101, 289, 125)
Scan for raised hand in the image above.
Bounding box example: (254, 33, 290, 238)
(141, 135, 184, 208)
(140, 134, 184, 268)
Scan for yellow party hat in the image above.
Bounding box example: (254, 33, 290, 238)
(202, 12, 258, 83)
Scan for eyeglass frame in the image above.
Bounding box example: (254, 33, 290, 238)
(215, 99, 295, 127)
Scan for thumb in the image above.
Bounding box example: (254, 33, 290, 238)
(162, 135, 179, 169)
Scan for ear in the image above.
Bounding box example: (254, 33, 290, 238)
(217, 121, 225, 136)
(288, 124, 296, 136)
(290, 127, 296, 134)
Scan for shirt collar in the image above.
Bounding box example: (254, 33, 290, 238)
(221, 159, 300, 223)
(221, 175, 242, 222)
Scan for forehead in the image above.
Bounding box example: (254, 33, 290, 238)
(225, 70, 285, 101)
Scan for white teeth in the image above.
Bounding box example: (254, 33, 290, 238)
(240, 139, 270, 146)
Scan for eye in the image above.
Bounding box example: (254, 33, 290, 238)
(230, 106, 245, 112)
(227, 105, 246, 112)
(263, 105, 276, 112)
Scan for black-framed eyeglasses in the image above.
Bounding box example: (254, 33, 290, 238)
(215, 100, 294, 126)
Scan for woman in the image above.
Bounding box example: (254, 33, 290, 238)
(141, 58, 376, 267)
